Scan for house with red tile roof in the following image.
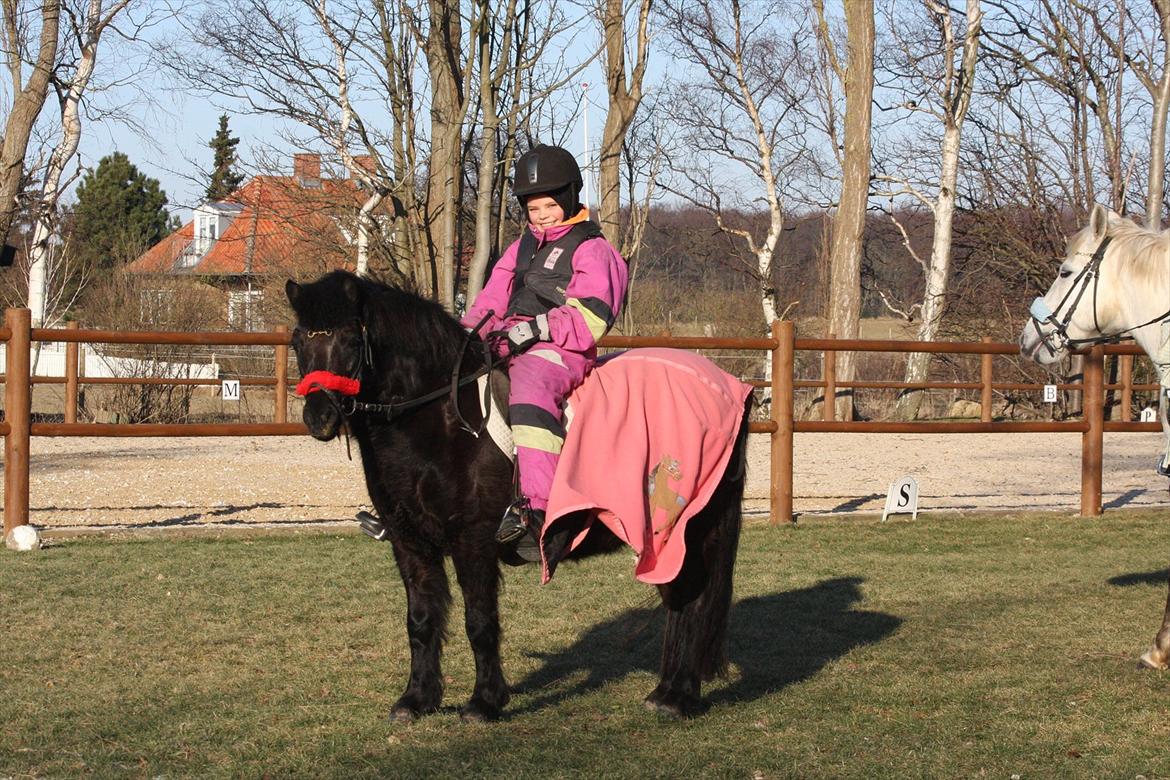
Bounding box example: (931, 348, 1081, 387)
(128, 153, 387, 329)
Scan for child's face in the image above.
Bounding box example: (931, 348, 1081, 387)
(525, 195, 565, 227)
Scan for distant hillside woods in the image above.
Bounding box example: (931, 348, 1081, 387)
(613, 203, 1066, 342)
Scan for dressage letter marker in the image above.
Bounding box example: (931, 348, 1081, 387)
(882, 476, 919, 522)
(1142, 407, 1158, 423)
(1043, 384, 1058, 403)
(221, 379, 241, 402)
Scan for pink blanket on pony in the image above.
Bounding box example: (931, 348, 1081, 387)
(540, 348, 754, 585)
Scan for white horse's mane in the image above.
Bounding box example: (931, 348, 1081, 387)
(1075, 215, 1170, 286)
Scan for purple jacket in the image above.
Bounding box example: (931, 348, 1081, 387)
(462, 212, 628, 355)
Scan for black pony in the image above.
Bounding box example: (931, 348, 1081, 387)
(285, 270, 748, 720)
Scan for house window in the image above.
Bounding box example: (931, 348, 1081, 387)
(227, 290, 264, 332)
(193, 213, 222, 257)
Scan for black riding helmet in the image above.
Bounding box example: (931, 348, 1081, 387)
(513, 144, 582, 218)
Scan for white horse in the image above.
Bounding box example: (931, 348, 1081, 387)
(1019, 203, 1170, 669)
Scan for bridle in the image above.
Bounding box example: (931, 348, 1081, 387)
(293, 311, 500, 439)
(1026, 236, 1113, 358)
(1028, 235, 1170, 357)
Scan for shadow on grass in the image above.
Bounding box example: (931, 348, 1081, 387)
(1108, 568, 1169, 587)
(510, 576, 901, 714)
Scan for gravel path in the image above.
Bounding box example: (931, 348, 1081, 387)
(8, 430, 1169, 533)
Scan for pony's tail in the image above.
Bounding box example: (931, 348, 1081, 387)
(662, 397, 750, 681)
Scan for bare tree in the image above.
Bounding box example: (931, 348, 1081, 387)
(596, 0, 652, 242)
(814, 0, 873, 420)
(657, 0, 814, 334)
(465, 0, 596, 302)
(1082, 0, 1170, 227)
(617, 94, 665, 331)
(875, 0, 982, 420)
(981, 0, 1129, 214)
(26, 0, 135, 327)
(179, 0, 429, 285)
(416, 0, 479, 309)
(0, 0, 61, 257)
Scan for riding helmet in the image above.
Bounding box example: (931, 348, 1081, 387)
(513, 144, 582, 216)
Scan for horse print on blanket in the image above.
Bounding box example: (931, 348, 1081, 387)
(286, 270, 752, 720)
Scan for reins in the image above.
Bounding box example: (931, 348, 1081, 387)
(1029, 235, 1170, 355)
(296, 310, 502, 440)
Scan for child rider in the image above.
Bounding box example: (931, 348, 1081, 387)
(462, 144, 628, 548)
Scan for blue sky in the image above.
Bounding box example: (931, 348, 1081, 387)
(77, 28, 614, 224)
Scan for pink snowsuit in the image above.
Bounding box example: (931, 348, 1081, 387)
(462, 209, 627, 511)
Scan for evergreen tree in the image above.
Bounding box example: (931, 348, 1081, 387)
(71, 152, 174, 271)
(205, 114, 244, 201)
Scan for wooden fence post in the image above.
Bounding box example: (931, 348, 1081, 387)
(823, 335, 836, 422)
(1119, 353, 1133, 422)
(771, 319, 794, 525)
(4, 308, 31, 534)
(980, 336, 993, 423)
(274, 325, 288, 424)
(1080, 344, 1105, 517)
(65, 321, 79, 424)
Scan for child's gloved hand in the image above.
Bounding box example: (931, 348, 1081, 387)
(505, 314, 550, 354)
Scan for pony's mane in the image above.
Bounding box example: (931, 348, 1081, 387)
(293, 270, 468, 381)
(1082, 215, 1170, 286)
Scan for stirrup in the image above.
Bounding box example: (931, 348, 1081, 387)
(357, 510, 390, 541)
(495, 501, 528, 545)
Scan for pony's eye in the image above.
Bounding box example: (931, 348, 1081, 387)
(1059, 270, 1073, 278)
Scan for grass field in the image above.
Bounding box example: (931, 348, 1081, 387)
(3, 511, 1170, 778)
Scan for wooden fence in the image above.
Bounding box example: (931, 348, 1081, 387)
(0, 312, 1163, 536)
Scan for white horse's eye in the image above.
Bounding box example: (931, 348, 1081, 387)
(1059, 269, 1073, 278)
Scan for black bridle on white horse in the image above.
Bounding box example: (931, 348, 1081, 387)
(1028, 236, 1170, 357)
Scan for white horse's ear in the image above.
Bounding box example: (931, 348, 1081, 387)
(1089, 203, 1113, 241)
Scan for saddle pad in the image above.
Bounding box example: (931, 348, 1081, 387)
(540, 348, 754, 585)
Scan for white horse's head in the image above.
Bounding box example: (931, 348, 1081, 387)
(1019, 204, 1126, 368)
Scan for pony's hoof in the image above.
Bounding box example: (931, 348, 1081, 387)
(388, 706, 418, 723)
(644, 697, 685, 719)
(459, 703, 500, 723)
(643, 691, 704, 719)
(460, 691, 508, 722)
(1138, 650, 1169, 670)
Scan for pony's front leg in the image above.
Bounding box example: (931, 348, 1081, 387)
(389, 541, 452, 721)
(1139, 574, 1170, 670)
(451, 540, 509, 721)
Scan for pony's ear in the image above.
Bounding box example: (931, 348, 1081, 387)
(1089, 203, 1114, 241)
(340, 273, 363, 308)
(285, 279, 302, 310)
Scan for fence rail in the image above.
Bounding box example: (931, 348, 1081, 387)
(0, 311, 1163, 536)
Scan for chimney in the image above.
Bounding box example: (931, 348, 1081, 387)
(293, 153, 321, 187)
(351, 155, 378, 180)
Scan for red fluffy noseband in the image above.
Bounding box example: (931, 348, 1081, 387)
(295, 370, 361, 397)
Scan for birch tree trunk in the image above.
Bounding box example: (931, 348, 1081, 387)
(893, 0, 982, 421)
(1145, 0, 1170, 228)
(27, 0, 130, 326)
(822, 0, 874, 420)
(597, 0, 651, 243)
(0, 0, 61, 252)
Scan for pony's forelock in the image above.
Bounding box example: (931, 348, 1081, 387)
(290, 270, 467, 378)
